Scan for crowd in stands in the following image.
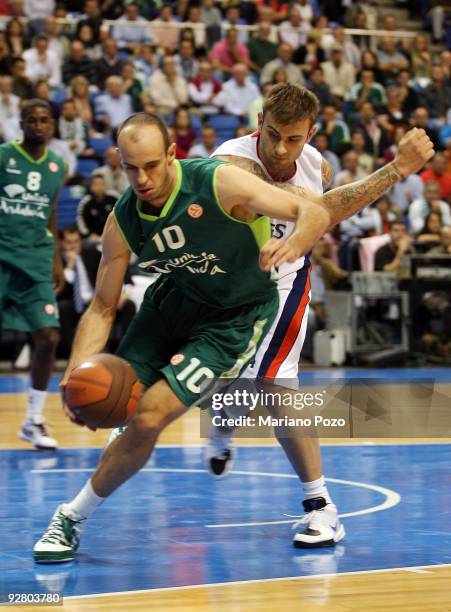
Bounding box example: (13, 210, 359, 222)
(1, 0, 451, 359)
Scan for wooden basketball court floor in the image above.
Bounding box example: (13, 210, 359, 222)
(1, 368, 451, 611)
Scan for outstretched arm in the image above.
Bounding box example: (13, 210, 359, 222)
(214, 128, 434, 227)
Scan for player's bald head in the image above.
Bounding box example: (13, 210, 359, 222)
(117, 112, 170, 149)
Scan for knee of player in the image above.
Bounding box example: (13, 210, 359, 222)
(132, 398, 177, 433)
(33, 327, 60, 351)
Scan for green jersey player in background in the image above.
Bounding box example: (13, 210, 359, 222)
(0, 100, 66, 450)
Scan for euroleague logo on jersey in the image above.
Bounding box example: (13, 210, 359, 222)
(187, 204, 203, 218)
(170, 354, 185, 366)
(48, 162, 59, 173)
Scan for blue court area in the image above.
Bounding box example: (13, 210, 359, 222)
(1, 367, 451, 394)
(1, 444, 451, 598)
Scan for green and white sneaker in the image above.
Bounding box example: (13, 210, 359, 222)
(34, 504, 84, 563)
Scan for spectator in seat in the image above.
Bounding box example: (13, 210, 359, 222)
(213, 62, 261, 119)
(210, 28, 250, 76)
(172, 107, 197, 156)
(371, 195, 398, 234)
(134, 44, 157, 82)
(334, 149, 368, 187)
(351, 129, 375, 174)
(376, 36, 409, 83)
(188, 125, 218, 158)
(121, 61, 146, 112)
(388, 163, 425, 215)
(94, 75, 133, 131)
(62, 40, 96, 86)
(321, 43, 355, 103)
(151, 5, 179, 53)
(330, 25, 361, 70)
(93, 145, 129, 194)
(409, 181, 451, 234)
(375, 220, 414, 272)
(420, 153, 451, 200)
(76, 0, 104, 45)
(351, 101, 389, 159)
(428, 225, 451, 254)
(76, 22, 103, 60)
(112, 1, 153, 53)
(360, 49, 384, 84)
(317, 104, 350, 154)
(58, 226, 135, 357)
(260, 42, 304, 86)
(94, 38, 125, 90)
(396, 69, 420, 117)
(294, 36, 326, 79)
(377, 86, 409, 137)
(416, 210, 443, 245)
(410, 106, 441, 151)
(188, 60, 222, 116)
(70, 75, 95, 132)
(42, 15, 68, 66)
(312, 131, 341, 178)
(76, 174, 118, 238)
(422, 65, 451, 124)
(307, 67, 333, 107)
(174, 39, 199, 82)
(222, 6, 249, 45)
(410, 34, 432, 80)
(279, 6, 311, 50)
(148, 55, 188, 116)
(58, 98, 90, 157)
(0, 75, 20, 141)
(23, 33, 61, 87)
(10, 55, 34, 99)
(348, 69, 387, 114)
(247, 21, 278, 74)
(4, 17, 29, 56)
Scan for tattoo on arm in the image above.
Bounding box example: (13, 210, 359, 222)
(322, 162, 403, 226)
(212, 155, 313, 198)
(321, 159, 334, 189)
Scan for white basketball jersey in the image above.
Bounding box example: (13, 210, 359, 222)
(212, 133, 324, 276)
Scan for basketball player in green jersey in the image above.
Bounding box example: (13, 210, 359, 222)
(34, 113, 433, 562)
(0, 100, 66, 450)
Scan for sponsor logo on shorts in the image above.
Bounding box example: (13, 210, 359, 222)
(188, 204, 203, 218)
(170, 354, 185, 366)
(48, 162, 59, 173)
(44, 304, 55, 315)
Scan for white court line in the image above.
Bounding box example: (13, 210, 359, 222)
(63, 563, 451, 601)
(31, 468, 401, 528)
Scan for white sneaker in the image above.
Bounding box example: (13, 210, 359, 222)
(34, 504, 84, 563)
(205, 437, 236, 478)
(18, 420, 58, 450)
(293, 497, 345, 548)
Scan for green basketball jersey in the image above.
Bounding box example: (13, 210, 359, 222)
(113, 158, 277, 309)
(0, 141, 65, 281)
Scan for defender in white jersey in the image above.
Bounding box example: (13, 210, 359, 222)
(206, 84, 343, 548)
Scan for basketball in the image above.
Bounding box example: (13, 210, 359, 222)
(64, 354, 142, 429)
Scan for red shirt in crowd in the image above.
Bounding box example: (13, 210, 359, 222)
(420, 168, 451, 199)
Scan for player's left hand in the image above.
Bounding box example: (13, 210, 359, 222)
(259, 236, 302, 271)
(394, 128, 435, 177)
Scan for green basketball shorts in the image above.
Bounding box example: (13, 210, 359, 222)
(117, 277, 278, 408)
(0, 261, 59, 332)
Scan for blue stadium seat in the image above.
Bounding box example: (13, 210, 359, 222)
(57, 186, 84, 229)
(190, 113, 203, 137)
(90, 135, 113, 157)
(208, 114, 241, 141)
(76, 158, 100, 178)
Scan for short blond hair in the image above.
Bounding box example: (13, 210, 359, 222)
(263, 83, 320, 126)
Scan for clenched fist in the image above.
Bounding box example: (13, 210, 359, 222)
(395, 128, 435, 178)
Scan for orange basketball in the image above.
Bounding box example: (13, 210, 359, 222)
(64, 354, 142, 429)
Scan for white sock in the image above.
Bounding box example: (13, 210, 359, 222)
(27, 388, 48, 424)
(302, 475, 334, 507)
(65, 480, 105, 520)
